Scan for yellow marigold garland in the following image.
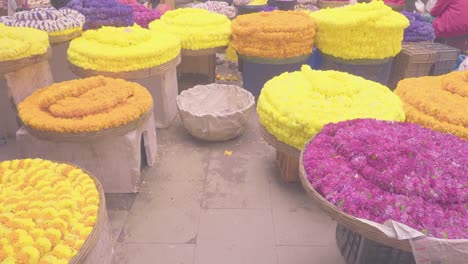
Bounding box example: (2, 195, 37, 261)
(0, 24, 49, 62)
(68, 25, 181, 72)
(149, 8, 231, 50)
(18, 76, 153, 133)
(395, 71, 468, 140)
(232, 11, 316, 59)
(311, 2, 409, 59)
(0, 159, 99, 263)
(258, 65, 406, 149)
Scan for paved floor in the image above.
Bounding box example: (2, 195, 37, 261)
(0, 113, 345, 264)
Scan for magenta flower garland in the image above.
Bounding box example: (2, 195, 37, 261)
(303, 119, 467, 239)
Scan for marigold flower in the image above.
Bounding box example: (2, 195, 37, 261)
(311, 2, 409, 59)
(18, 76, 153, 133)
(0, 24, 49, 61)
(258, 65, 405, 149)
(149, 8, 231, 50)
(0, 159, 100, 262)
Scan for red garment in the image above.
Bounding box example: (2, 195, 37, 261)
(431, 0, 468, 38)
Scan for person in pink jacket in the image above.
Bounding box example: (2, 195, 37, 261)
(425, 0, 468, 51)
(430, 0, 468, 39)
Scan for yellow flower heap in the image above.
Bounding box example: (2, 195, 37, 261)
(149, 8, 231, 50)
(258, 65, 405, 149)
(0, 159, 99, 263)
(0, 24, 49, 62)
(232, 11, 316, 59)
(18, 76, 153, 133)
(395, 71, 468, 140)
(68, 25, 181, 72)
(311, 1, 409, 60)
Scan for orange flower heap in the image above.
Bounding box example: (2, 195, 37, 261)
(232, 11, 316, 59)
(395, 71, 468, 140)
(18, 76, 153, 133)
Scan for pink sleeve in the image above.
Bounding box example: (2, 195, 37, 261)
(430, 0, 454, 17)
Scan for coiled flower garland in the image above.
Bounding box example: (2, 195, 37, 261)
(0, 159, 100, 263)
(149, 8, 231, 50)
(401, 11, 435, 42)
(311, 2, 409, 59)
(303, 119, 467, 239)
(0, 8, 85, 38)
(0, 24, 49, 62)
(192, 1, 236, 19)
(257, 65, 405, 149)
(68, 25, 181, 72)
(395, 71, 468, 140)
(232, 11, 316, 59)
(18, 76, 153, 133)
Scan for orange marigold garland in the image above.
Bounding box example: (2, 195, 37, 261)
(395, 71, 468, 140)
(232, 11, 316, 59)
(18, 76, 153, 133)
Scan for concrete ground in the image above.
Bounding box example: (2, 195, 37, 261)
(0, 57, 345, 264)
(0, 114, 345, 264)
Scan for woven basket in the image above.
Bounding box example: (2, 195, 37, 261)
(181, 47, 227, 57)
(0, 48, 52, 75)
(259, 124, 301, 182)
(69, 165, 113, 264)
(69, 54, 181, 80)
(318, 0, 348, 8)
(24, 108, 152, 142)
(298, 150, 413, 252)
(49, 30, 82, 45)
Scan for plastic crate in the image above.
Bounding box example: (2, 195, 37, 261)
(423, 42, 460, 76)
(388, 42, 436, 90)
(336, 225, 417, 264)
(319, 51, 394, 86)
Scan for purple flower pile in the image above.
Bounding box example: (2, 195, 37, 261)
(401, 11, 435, 42)
(303, 119, 467, 239)
(64, 0, 134, 30)
(129, 4, 161, 28)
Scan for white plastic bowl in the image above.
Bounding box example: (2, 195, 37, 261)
(177, 84, 255, 141)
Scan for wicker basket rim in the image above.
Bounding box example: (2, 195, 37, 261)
(69, 54, 181, 80)
(259, 124, 301, 157)
(177, 84, 255, 118)
(0, 48, 52, 74)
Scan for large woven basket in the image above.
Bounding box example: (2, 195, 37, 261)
(68, 165, 113, 264)
(298, 150, 413, 252)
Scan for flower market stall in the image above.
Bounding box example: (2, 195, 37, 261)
(257, 65, 405, 181)
(150, 8, 231, 90)
(300, 119, 468, 264)
(0, 7, 85, 82)
(16, 76, 157, 193)
(0, 158, 113, 263)
(232, 10, 315, 96)
(311, 1, 409, 85)
(67, 25, 182, 128)
(0, 24, 53, 139)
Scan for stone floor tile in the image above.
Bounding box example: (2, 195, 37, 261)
(121, 180, 203, 243)
(197, 209, 275, 247)
(277, 245, 345, 264)
(113, 243, 195, 264)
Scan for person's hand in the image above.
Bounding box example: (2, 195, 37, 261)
(423, 13, 435, 23)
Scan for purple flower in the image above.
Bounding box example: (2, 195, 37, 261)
(303, 119, 468, 239)
(401, 11, 435, 42)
